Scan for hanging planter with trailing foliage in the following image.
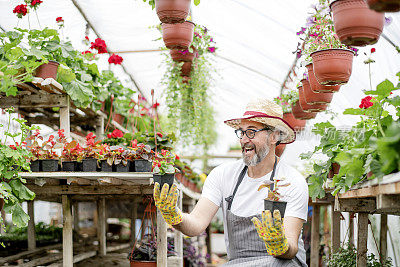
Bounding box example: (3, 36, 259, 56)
(311, 48, 354, 86)
(170, 47, 196, 62)
(301, 78, 334, 105)
(161, 21, 195, 49)
(298, 85, 328, 112)
(330, 0, 385, 46)
(291, 100, 317, 120)
(367, 0, 400, 12)
(306, 64, 341, 93)
(156, 0, 191, 24)
(34, 60, 60, 80)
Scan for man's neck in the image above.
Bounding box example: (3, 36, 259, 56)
(247, 151, 278, 178)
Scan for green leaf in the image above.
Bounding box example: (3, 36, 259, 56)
(365, 79, 395, 98)
(343, 108, 365, 115)
(87, 63, 100, 77)
(9, 179, 35, 201)
(57, 66, 76, 83)
(23, 47, 49, 59)
(62, 79, 95, 107)
(194, 0, 200, 6)
(10, 202, 30, 227)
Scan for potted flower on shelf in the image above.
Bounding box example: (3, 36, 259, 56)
(60, 140, 84, 172)
(258, 177, 291, 217)
(128, 139, 153, 172)
(82, 132, 102, 172)
(152, 150, 178, 187)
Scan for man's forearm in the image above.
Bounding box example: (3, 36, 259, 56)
(275, 239, 298, 260)
(172, 212, 206, 237)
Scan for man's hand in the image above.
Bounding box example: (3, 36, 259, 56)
(153, 182, 183, 225)
(251, 210, 289, 256)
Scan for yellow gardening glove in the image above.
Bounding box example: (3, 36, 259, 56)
(251, 210, 289, 256)
(153, 182, 183, 225)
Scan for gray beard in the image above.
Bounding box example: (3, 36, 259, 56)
(242, 143, 270, 166)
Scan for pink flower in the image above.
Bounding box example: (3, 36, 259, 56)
(108, 54, 123, 65)
(208, 47, 216, 53)
(359, 96, 374, 109)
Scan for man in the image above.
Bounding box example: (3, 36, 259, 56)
(154, 99, 308, 266)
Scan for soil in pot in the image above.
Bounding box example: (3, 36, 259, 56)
(156, 0, 191, 24)
(41, 159, 59, 172)
(301, 79, 333, 105)
(134, 160, 152, 172)
(153, 173, 175, 187)
(115, 162, 129, 172)
(130, 260, 157, 267)
(61, 161, 77, 172)
(311, 49, 354, 86)
(367, 0, 400, 12)
(34, 61, 59, 80)
(162, 21, 195, 49)
(306, 64, 341, 93)
(264, 200, 287, 218)
(291, 101, 317, 120)
(82, 159, 97, 172)
(30, 160, 40, 172)
(101, 160, 113, 172)
(298, 86, 328, 112)
(283, 112, 306, 132)
(330, 0, 385, 46)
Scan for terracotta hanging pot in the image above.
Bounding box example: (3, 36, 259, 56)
(301, 78, 333, 105)
(170, 47, 196, 62)
(275, 144, 286, 157)
(367, 0, 400, 12)
(162, 21, 195, 50)
(130, 260, 157, 267)
(283, 112, 306, 132)
(328, 163, 341, 178)
(311, 49, 354, 86)
(299, 85, 328, 112)
(156, 0, 191, 24)
(330, 0, 385, 46)
(34, 60, 59, 80)
(180, 61, 192, 77)
(291, 100, 317, 120)
(306, 64, 341, 93)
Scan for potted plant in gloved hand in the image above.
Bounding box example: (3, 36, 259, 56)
(257, 177, 291, 217)
(152, 149, 179, 187)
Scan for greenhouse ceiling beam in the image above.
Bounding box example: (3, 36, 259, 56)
(70, 0, 145, 97)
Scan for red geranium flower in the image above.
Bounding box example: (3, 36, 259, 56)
(371, 48, 376, 53)
(56, 17, 64, 23)
(111, 129, 124, 138)
(175, 155, 180, 160)
(152, 102, 160, 109)
(90, 38, 108, 54)
(9, 145, 17, 150)
(13, 4, 28, 18)
(85, 36, 89, 41)
(108, 54, 123, 65)
(107, 133, 112, 138)
(131, 139, 138, 148)
(31, 0, 43, 7)
(156, 132, 163, 138)
(359, 96, 374, 109)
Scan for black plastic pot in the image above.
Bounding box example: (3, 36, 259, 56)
(153, 173, 175, 187)
(62, 161, 77, 172)
(41, 159, 59, 172)
(82, 159, 97, 172)
(101, 160, 113, 172)
(134, 159, 152, 172)
(264, 200, 287, 218)
(128, 160, 135, 172)
(115, 162, 129, 172)
(30, 160, 40, 172)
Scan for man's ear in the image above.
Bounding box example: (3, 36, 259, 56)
(269, 131, 280, 146)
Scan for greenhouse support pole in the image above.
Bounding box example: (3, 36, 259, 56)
(349, 212, 354, 246)
(173, 190, 183, 267)
(130, 201, 138, 245)
(73, 202, 79, 231)
(97, 197, 107, 256)
(27, 200, 36, 250)
(357, 213, 368, 266)
(331, 205, 340, 253)
(157, 209, 167, 267)
(60, 96, 70, 139)
(310, 205, 320, 267)
(62, 195, 73, 267)
(380, 214, 387, 260)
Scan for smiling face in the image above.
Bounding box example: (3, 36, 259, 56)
(238, 120, 274, 166)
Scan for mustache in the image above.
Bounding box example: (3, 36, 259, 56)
(241, 144, 255, 150)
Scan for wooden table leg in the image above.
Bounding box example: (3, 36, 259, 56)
(311, 205, 320, 267)
(97, 197, 106, 256)
(174, 190, 183, 267)
(62, 195, 73, 267)
(357, 213, 368, 266)
(331, 205, 340, 254)
(380, 214, 387, 261)
(157, 210, 167, 267)
(27, 200, 36, 250)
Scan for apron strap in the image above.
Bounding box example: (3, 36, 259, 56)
(225, 166, 248, 211)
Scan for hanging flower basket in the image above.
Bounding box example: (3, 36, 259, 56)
(170, 47, 196, 62)
(301, 78, 334, 105)
(367, 0, 400, 12)
(283, 112, 306, 132)
(311, 49, 354, 86)
(291, 100, 317, 120)
(180, 61, 192, 77)
(156, 0, 191, 24)
(299, 85, 328, 113)
(330, 0, 385, 46)
(275, 144, 286, 157)
(162, 21, 195, 50)
(306, 64, 341, 93)
(34, 60, 59, 80)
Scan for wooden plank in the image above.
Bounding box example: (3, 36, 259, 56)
(60, 97, 70, 139)
(26, 184, 153, 195)
(73, 202, 79, 231)
(331, 205, 340, 254)
(357, 213, 368, 266)
(335, 197, 376, 213)
(97, 197, 107, 256)
(0, 93, 68, 108)
(0, 244, 62, 265)
(48, 251, 97, 267)
(130, 202, 138, 244)
(106, 243, 130, 252)
(96, 115, 105, 140)
(380, 214, 388, 261)
(349, 213, 354, 247)
(310, 205, 320, 267)
(376, 194, 400, 212)
(62, 195, 73, 267)
(157, 209, 168, 267)
(27, 200, 36, 251)
(32, 77, 65, 94)
(19, 253, 63, 267)
(339, 181, 400, 199)
(20, 171, 152, 180)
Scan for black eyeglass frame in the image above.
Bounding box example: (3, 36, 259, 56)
(234, 127, 272, 139)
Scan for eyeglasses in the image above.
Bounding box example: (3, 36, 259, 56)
(235, 128, 271, 139)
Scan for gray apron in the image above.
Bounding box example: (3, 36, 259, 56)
(222, 157, 308, 266)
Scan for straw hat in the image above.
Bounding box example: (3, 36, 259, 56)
(224, 98, 296, 144)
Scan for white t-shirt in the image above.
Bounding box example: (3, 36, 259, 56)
(201, 159, 309, 249)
